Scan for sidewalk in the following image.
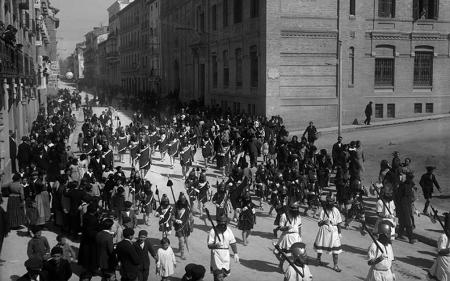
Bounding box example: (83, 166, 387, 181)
(290, 113, 450, 137)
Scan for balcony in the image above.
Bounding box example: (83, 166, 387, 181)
(0, 39, 19, 76)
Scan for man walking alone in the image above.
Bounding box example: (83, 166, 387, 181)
(364, 101, 373, 125)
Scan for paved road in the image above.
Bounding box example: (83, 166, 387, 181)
(1, 90, 442, 280)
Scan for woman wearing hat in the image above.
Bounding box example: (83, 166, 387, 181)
(428, 212, 450, 281)
(2, 173, 27, 229)
(314, 195, 343, 272)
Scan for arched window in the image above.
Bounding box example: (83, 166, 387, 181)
(414, 46, 434, 87)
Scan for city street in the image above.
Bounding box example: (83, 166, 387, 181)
(1, 93, 443, 281)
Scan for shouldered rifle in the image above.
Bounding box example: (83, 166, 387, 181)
(363, 223, 384, 254)
(205, 208, 221, 242)
(273, 244, 304, 278)
(372, 183, 392, 216)
(431, 205, 449, 238)
(155, 186, 161, 205)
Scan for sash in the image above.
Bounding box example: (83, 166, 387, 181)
(139, 146, 150, 170)
(118, 136, 128, 154)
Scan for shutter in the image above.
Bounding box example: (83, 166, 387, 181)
(413, 0, 420, 20)
(433, 0, 439, 19)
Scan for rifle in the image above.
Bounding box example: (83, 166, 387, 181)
(168, 177, 176, 204)
(431, 206, 449, 238)
(273, 244, 304, 278)
(155, 186, 161, 206)
(363, 224, 384, 254)
(372, 183, 392, 216)
(205, 208, 221, 242)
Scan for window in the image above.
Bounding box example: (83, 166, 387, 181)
(387, 104, 395, 118)
(223, 50, 229, 88)
(212, 5, 217, 31)
(349, 47, 355, 86)
(250, 46, 258, 87)
(235, 48, 242, 87)
(414, 50, 433, 87)
(375, 58, 394, 86)
(234, 0, 243, 23)
(414, 103, 423, 113)
(426, 103, 434, 113)
(413, 0, 439, 20)
(223, 0, 229, 27)
(212, 55, 218, 88)
(375, 104, 384, 118)
(251, 0, 259, 18)
(350, 0, 356, 16)
(379, 0, 395, 17)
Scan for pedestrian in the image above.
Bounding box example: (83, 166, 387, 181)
(96, 218, 116, 281)
(302, 121, 318, 145)
(0, 195, 9, 258)
(17, 257, 49, 281)
(428, 212, 450, 281)
(365, 221, 395, 281)
(314, 195, 343, 272)
(43, 246, 73, 281)
(134, 230, 158, 281)
(27, 226, 50, 261)
(419, 166, 441, 215)
(156, 237, 177, 281)
(364, 101, 373, 125)
(282, 242, 313, 281)
(237, 194, 256, 246)
(17, 136, 32, 171)
(35, 183, 51, 226)
(207, 214, 240, 281)
(120, 201, 137, 229)
(397, 172, 417, 244)
(55, 234, 77, 262)
(116, 228, 141, 281)
(173, 193, 193, 260)
(2, 173, 27, 229)
(78, 203, 99, 274)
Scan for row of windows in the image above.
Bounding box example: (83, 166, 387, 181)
(213, 100, 256, 115)
(348, 46, 434, 87)
(349, 0, 439, 20)
(198, 0, 259, 33)
(373, 103, 434, 118)
(211, 46, 258, 89)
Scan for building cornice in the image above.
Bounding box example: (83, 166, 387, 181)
(281, 30, 337, 39)
(367, 31, 449, 41)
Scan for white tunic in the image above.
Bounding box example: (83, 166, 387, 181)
(283, 262, 313, 281)
(429, 234, 450, 281)
(277, 213, 302, 250)
(373, 200, 396, 239)
(208, 227, 236, 272)
(365, 241, 395, 281)
(314, 207, 342, 254)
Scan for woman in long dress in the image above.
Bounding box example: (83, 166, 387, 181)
(428, 213, 450, 281)
(2, 174, 27, 228)
(314, 195, 343, 272)
(35, 183, 51, 226)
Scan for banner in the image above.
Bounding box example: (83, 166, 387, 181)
(139, 146, 150, 170)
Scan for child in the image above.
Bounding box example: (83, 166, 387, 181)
(27, 226, 50, 261)
(156, 237, 176, 281)
(77, 133, 84, 152)
(56, 234, 77, 262)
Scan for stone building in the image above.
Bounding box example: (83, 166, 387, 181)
(0, 0, 59, 179)
(83, 26, 108, 90)
(161, 0, 450, 131)
(73, 42, 85, 80)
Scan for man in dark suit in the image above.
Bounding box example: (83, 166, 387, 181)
(89, 152, 105, 182)
(9, 131, 17, 173)
(331, 136, 344, 169)
(115, 228, 140, 281)
(364, 101, 373, 125)
(134, 230, 158, 281)
(96, 219, 116, 281)
(17, 136, 32, 170)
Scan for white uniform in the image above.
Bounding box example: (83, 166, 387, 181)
(428, 234, 450, 281)
(208, 227, 236, 272)
(277, 213, 302, 250)
(365, 241, 395, 281)
(314, 207, 343, 254)
(373, 199, 396, 239)
(283, 262, 313, 281)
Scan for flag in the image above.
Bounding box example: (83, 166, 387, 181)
(118, 136, 128, 154)
(139, 146, 150, 170)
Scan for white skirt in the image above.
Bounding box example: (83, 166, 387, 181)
(277, 232, 302, 251)
(366, 267, 395, 281)
(314, 225, 342, 254)
(428, 256, 450, 281)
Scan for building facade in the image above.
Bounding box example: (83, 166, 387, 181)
(0, 0, 59, 179)
(73, 42, 85, 80)
(161, 0, 450, 131)
(83, 26, 108, 90)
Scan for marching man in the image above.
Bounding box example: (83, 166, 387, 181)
(207, 214, 239, 281)
(283, 242, 313, 281)
(366, 221, 396, 281)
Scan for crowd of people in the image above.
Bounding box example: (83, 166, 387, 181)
(0, 87, 448, 281)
